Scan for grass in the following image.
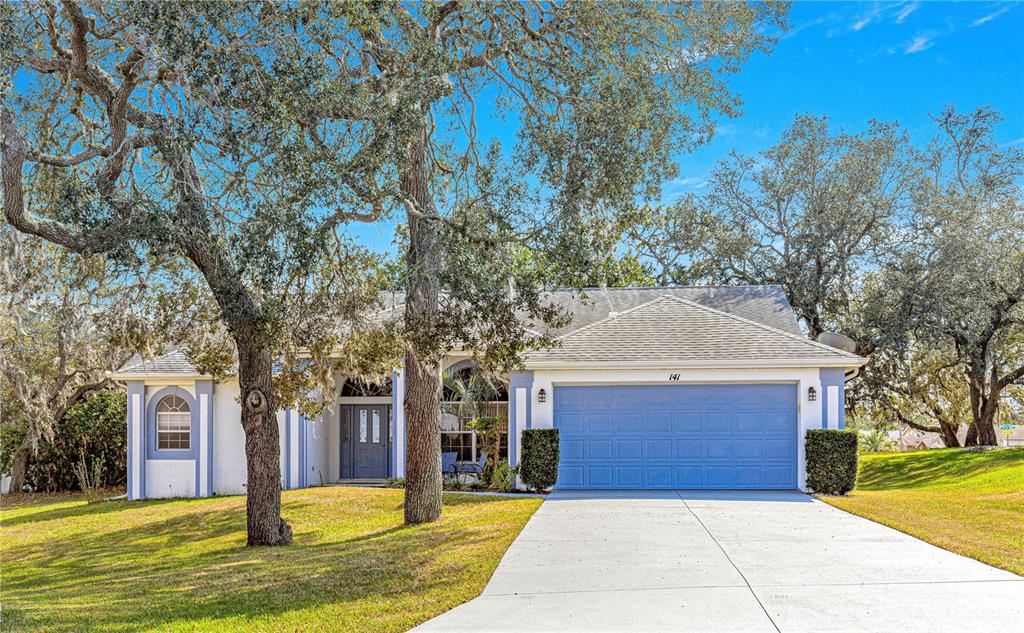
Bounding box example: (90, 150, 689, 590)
(0, 486, 541, 632)
(822, 447, 1024, 575)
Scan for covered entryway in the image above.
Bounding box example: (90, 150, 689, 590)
(554, 384, 798, 489)
(340, 403, 390, 479)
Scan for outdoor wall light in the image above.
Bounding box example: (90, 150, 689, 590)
(537, 388, 547, 403)
(808, 386, 817, 402)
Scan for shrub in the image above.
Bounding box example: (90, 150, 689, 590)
(385, 477, 405, 488)
(489, 460, 516, 493)
(29, 390, 126, 492)
(805, 429, 858, 495)
(519, 428, 559, 491)
(466, 416, 505, 484)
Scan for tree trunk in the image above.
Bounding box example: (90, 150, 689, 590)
(938, 421, 961, 448)
(400, 122, 444, 524)
(403, 347, 443, 523)
(237, 337, 293, 546)
(965, 363, 999, 447)
(7, 446, 30, 492)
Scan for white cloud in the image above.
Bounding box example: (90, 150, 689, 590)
(780, 16, 825, 40)
(972, 5, 1012, 27)
(1001, 137, 1024, 147)
(895, 2, 919, 23)
(905, 33, 934, 54)
(669, 176, 708, 189)
(852, 13, 877, 31)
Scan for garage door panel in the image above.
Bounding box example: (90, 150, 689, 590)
(704, 438, 732, 459)
(643, 413, 673, 434)
(735, 465, 767, 486)
(703, 413, 732, 433)
(766, 465, 794, 486)
(587, 439, 613, 460)
(558, 413, 585, 434)
(614, 414, 641, 434)
(673, 412, 702, 433)
(675, 465, 703, 487)
(674, 439, 701, 459)
(764, 438, 795, 459)
(562, 439, 584, 460)
(734, 439, 764, 459)
(646, 439, 673, 460)
(560, 465, 584, 487)
(646, 466, 673, 487)
(616, 439, 643, 460)
(616, 466, 642, 487)
(554, 384, 797, 490)
(588, 415, 615, 434)
(765, 413, 792, 434)
(736, 415, 763, 432)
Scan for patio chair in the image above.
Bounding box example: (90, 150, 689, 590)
(441, 452, 459, 483)
(454, 452, 489, 484)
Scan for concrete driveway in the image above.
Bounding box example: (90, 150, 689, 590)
(415, 490, 1023, 632)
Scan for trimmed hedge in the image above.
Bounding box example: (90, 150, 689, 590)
(519, 428, 559, 491)
(805, 429, 858, 495)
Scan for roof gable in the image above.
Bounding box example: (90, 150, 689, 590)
(525, 295, 865, 368)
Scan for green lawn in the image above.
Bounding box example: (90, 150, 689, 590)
(822, 448, 1024, 575)
(0, 486, 541, 632)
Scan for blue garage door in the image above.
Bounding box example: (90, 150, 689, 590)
(554, 384, 797, 489)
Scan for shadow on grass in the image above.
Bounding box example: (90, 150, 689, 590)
(0, 497, 183, 527)
(1, 488, 536, 632)
(856, 448, 1024, 490)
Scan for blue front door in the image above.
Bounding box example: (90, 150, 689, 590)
(342, 404, 390, 479)
(554, 384, 798, 489)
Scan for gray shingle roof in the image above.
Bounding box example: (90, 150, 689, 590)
(369, 285, 802, 337)
(113, 285, 847, 375)
(524, 294, 864, 367)
(537, 285, 802, 337)
(112, 350, 201, 376)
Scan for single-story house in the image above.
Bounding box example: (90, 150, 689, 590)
(112, 285, 867, 499)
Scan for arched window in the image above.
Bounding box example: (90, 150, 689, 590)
(156, 395, 191, 450)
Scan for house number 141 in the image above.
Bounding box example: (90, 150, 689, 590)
(668, 374, 680, 381)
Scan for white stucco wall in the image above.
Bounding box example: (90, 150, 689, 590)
(213, 380, 246, 495)
(527, 367, 823, 491)
(146, 460, 195, 498)
(307, 410, 330, 486)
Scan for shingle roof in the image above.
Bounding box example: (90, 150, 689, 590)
(536, 285, 802, 337)
(524, 294, 865, 368)
(370, 285, 802, 337)
(112, 350, 202, 377)
(113, 285, 851, 376)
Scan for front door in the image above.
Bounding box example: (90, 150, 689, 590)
(342, 404, 390, 479)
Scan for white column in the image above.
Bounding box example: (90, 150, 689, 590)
(827, 385, 840, 430)
(289, 410, 300, 488)
(199, 393, 209, 496)
(514, 387, 527, 466)
(394, 369, 406, 478)
(131, 391, 142, 499)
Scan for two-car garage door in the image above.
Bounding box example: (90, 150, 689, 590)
(554, 384, 798, 489)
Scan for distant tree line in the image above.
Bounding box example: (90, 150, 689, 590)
(620, 106, 1023, 447)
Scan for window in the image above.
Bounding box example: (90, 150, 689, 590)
(440, 401, 509, 463)
(440, 364, 510, 463)
(156, 395, 191, 450)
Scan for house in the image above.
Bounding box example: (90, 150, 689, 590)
(112, 286, 867, 499)
(896, 427, 967, 451)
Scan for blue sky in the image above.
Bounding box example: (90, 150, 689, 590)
(354, 1, 1024, 253)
